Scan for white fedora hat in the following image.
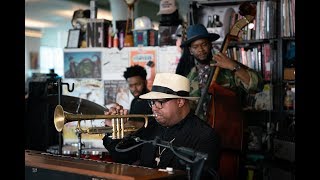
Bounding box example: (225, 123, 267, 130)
(139, 73, 199, 101)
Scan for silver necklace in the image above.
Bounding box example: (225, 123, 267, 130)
(155, 138, 175, 166)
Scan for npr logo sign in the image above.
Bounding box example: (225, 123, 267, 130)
(86, 19, 111, 47)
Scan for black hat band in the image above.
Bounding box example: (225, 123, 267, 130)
(151, 85, 189, 97)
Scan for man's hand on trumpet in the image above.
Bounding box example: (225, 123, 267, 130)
(104, 103, 129, 127)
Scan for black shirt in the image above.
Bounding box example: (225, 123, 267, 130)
(128, 88, 153, 121)
(129, 97, 153, 115)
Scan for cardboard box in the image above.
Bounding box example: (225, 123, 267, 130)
(86, 19, 112, 47)
(133, 29, 158, 47)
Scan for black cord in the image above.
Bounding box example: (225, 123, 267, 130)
(208, 168, 220, 180)
(171, 145, 195, 164)
(186, 164, 191, 180)
(115, 141, 145, 152)
(114, 136, 151, 152)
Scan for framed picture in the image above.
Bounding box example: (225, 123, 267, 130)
(63, 50, 102, 78)
(67, 29, 80, 48)
(29, 51, 39, 69)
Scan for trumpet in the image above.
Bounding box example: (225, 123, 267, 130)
(54, 105, 156, 139)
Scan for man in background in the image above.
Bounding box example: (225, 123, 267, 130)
(105, 65, 152, 126)
(124, 65, 152, 115)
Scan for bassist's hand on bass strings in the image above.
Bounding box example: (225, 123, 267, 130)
(212, 52, 238, 70)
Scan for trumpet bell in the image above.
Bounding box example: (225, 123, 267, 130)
(54, 105, 66, 132)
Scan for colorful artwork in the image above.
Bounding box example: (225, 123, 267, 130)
(64, 50, 102, 78)
(129, 47, 157, 90)
(104, 80, 131, 110)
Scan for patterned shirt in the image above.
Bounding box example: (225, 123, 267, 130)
(187, 59, 263, 122)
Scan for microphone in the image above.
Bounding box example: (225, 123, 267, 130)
(115, 136, 150, 152)
(133, 136, 161, 148)
(115, 135, 141, 152)
(136, 137, 208, 162)
(133, 136, 141, 142)
(175, 147, 208, 160)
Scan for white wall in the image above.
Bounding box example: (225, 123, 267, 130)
(41, 28, 70, 48)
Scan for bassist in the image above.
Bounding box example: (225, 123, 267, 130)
(176, 9, 264, 178)
(178, 23, 264, 122)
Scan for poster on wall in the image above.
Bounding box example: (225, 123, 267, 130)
(129, 47, 157, 90)
(64, 49, 102, 78)
(62, 78, 104, 106)
(199, 5, 239, 42)
(101, 48, 130, 80)
(104, 80, 131, 110)
(157, 46, 181, 73)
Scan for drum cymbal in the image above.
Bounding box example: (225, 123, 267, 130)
(46, 95, 105, 114)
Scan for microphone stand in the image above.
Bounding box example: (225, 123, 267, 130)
(55, 78, 74, 155)
(57, 78, 63, 155)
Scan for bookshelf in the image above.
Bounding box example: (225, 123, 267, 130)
(272, 0, 295, 179)
(188, 0, 295, 179)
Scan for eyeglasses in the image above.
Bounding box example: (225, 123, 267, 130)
(148, 99, 173, 109)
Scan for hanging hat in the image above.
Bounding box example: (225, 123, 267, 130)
(157, 0, 177, 15)
(132, 16, 153, 31)
(180, 24, 220, 47)
(139, 73, 199, 100)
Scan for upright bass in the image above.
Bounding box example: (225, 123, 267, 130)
(196, 2, 256, 180)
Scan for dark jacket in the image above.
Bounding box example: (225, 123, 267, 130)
(128, 88, 153, 121)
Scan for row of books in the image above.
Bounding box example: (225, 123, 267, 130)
(224, 0, 277, 41)
(254, 0, 277, 40)
(281, 0, 295, 37)
(226, 43, 274, 81)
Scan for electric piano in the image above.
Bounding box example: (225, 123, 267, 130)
(25, 150, 186, 180)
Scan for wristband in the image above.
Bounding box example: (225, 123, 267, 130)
(232, 64, 241, 73)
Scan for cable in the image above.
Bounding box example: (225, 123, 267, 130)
(114, 136, 151, 152)
(208, 168, 220, 180)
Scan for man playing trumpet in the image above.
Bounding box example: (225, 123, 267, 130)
(103, 73, 221, 179)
